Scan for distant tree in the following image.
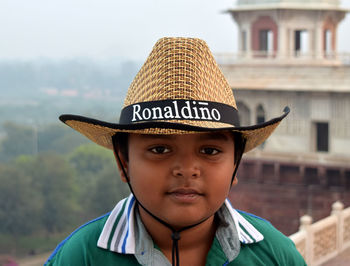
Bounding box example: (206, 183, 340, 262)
(37, 123, 88, 154)
(88, 164, 129, 218)
(26, 153, 79, 233)
(0, 122, 36, 161)
(0, 151, 80, 239)
(67, 143, 130, 219)
(68, 144, 115, 217)
(68, 144, 115, 176)
(0, 162, 42, 239)
(37, 124, 69, 152)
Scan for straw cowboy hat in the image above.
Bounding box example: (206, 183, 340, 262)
(59, 37, 289, 153)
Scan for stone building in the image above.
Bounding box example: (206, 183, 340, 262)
(219, 0, 350, 235)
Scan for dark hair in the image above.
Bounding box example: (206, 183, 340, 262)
(112, 132, 245, 165)
(112, 132, 129, 161)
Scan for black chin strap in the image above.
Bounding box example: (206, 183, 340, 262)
(231, 138, 246, 186)
(113, 137, 246, 266)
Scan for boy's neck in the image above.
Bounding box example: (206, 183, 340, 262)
(138, 206, 218, 266)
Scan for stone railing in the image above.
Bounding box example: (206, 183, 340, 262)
(215, 52, 350, 65)
(289, 202, 350, 265)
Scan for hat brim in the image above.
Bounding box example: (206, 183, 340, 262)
(59, 107, 289, 153)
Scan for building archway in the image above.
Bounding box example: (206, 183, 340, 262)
(237, 101, 251, 126)
(256, 104, 265, 124)
(252, 16, 278, 57)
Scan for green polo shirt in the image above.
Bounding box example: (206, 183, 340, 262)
(46, 195, 306, 265)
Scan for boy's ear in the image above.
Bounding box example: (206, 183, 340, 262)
(112, 149, 129, 183)
(231, 177, 238, 187)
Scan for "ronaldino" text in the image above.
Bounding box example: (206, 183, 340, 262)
(131, 101, 221, 122)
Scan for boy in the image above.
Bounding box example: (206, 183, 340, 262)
(46, 37, 306, 265)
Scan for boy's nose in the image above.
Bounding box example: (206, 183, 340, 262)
(171, 154, 201, 178)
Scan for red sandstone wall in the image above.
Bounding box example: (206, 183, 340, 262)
(228, 159, 350, 236)
(251, 16, 278, 53)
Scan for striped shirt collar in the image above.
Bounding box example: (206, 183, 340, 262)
(97, 194, 264, 254)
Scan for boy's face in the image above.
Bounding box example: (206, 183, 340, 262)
(117, 132, 236, 228)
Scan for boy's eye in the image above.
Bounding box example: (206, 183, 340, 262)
(150, 146, 171, 154)
(200, 147, 220, 155)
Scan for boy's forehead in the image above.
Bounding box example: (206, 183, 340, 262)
(129, 131, 234, 142)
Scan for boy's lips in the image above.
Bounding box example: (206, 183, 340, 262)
(168, 188, 203, 195)
(167, 188, 203, 203)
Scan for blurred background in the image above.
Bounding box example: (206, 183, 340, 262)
(0, 0, 349, 265)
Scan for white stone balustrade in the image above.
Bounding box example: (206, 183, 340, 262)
(289, 201, 350, 265)
(215, 52, 350, 66)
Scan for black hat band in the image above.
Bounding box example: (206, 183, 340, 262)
(119, 99, 240, 126)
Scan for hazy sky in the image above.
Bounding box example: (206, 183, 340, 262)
(0, 0, 349, 61)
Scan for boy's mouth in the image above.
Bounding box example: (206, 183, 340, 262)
(167, 188, 203, 203)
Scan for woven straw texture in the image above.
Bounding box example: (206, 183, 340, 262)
(124, 37, 236, 108)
